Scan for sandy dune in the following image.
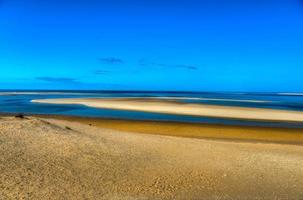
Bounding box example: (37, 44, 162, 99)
(32, 98, 303, 122)
(0, 116, 303, 199)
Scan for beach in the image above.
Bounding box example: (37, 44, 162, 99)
(32, 97, 303, 122)
(3, 0, 303, 198)
(0, 115, 303, 199)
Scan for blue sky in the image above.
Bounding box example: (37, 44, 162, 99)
(1, 0, 303, 91)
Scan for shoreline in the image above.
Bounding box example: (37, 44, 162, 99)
(31, 114, 303, 145)
(2, 112, 303, 144)
(32, 97, 303, 123)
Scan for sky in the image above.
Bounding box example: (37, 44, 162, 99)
(1, 0, 303, 92)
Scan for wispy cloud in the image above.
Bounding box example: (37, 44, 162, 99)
(99, 57, 124, 64)
(139, 59, 198, 71)
(93, 70, 111, 75)
(36, 77, 79, 83)
(175, 65, 198, 70)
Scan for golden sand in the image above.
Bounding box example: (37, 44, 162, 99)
(0, 116, 303, 199)
(46, 115, 303, 145)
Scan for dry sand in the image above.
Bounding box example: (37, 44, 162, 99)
(0, 116, 303, 199)
(32, 98, 303, 122)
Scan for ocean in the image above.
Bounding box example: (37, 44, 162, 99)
(1, 90, 303, 128)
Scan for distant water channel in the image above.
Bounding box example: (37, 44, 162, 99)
(1, 90, 303, 128)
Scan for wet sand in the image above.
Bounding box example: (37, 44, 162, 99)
(0, 116, 303, 199)
(43, 115, 303, 145)
(32, 97, 303, 122)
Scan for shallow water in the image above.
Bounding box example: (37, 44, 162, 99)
(1, 90, 303, 128)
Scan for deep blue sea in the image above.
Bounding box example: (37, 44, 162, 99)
(1, 90, 303, 128)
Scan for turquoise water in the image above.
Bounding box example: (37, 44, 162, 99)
(1, 90, 303, 128)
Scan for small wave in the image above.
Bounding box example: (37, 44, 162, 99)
(0, 92, 97, 96)
(278, 93, 303, 96)
(110, 97, 272, 103)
